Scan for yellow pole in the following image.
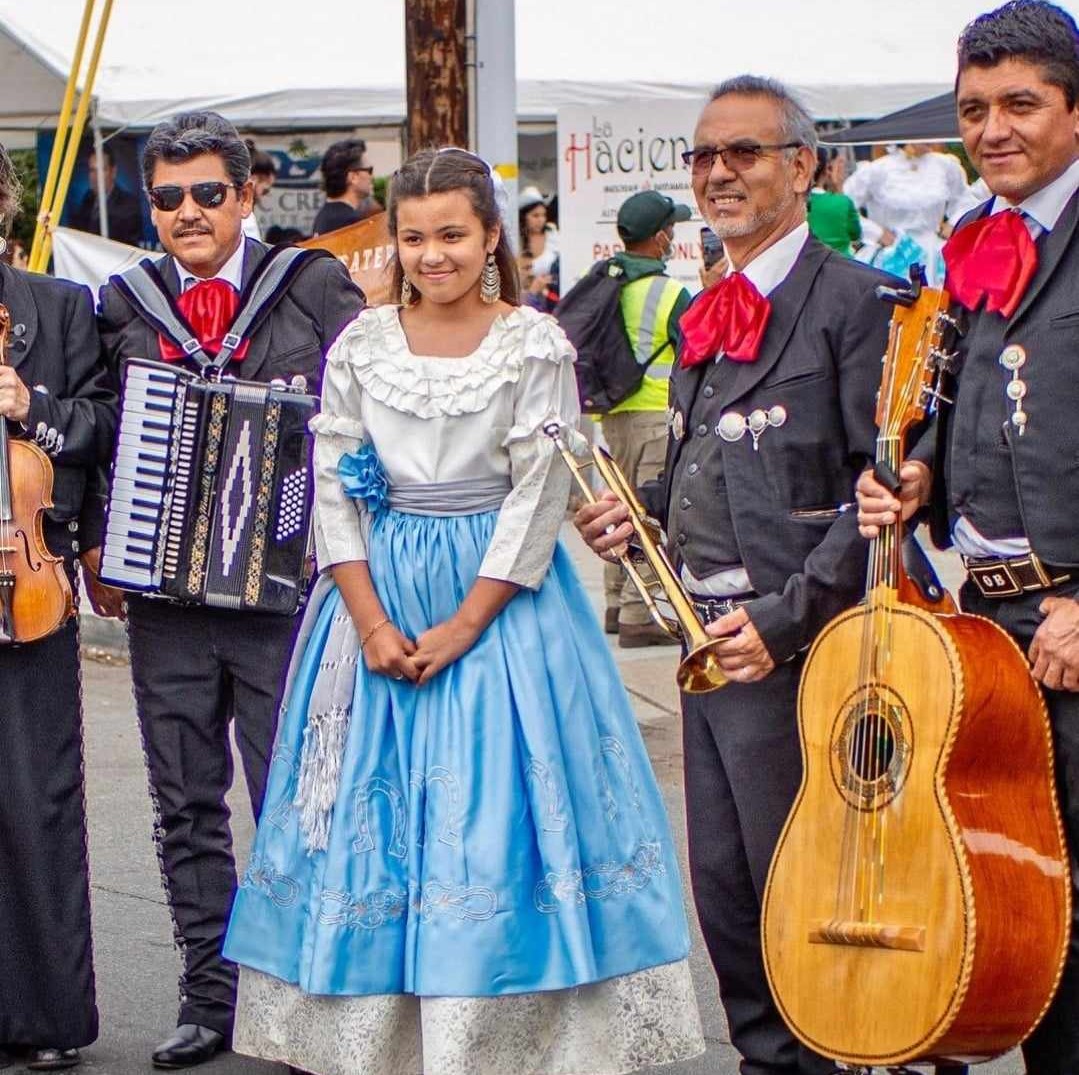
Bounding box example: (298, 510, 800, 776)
(32, 0, 115, 274)
(28, 0, 97, 271)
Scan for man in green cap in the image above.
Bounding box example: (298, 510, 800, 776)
(604, 190, 693, 646)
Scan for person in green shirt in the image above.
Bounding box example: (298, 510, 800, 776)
(807, 150, 862, 256)
(603, 191, 692, 647)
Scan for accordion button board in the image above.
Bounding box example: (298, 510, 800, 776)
(101, 358, 317, 615)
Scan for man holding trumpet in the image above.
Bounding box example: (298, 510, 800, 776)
(576, 76, 895, 1075)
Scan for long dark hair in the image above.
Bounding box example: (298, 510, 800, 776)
(387, 147, 520, 306)
(0, 144, 21, 236)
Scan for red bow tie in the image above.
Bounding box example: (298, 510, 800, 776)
(679, 271, 772, 368)
(942, 210, 1039, 319)
(158, 277, 250, 362)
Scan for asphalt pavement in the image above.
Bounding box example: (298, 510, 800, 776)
(69, 528, 1022, 1075)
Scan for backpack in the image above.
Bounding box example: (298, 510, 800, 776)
(553, 258, 667, 414)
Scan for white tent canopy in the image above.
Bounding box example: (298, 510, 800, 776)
(86, 81, 953, 136)
(2, 0, 1049, 137)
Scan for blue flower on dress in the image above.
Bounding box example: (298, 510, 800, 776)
(338, 443, 389, 514)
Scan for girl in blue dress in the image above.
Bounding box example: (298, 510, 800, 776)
(224, 148, 703, 1075)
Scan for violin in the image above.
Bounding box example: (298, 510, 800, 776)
(0, 303, 74, 644)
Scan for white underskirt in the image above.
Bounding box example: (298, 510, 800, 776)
(234, 958, 704, 1075)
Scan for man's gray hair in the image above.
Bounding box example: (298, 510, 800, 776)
(710, 75, 819, 155)
(141, 111, 251, 190)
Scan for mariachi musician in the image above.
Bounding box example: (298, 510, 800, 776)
(857, 4, 1079, 1071)
(95, 111, 363, 1070)
(0, 143, 117, 1071)
(577, 76, 896, 1075)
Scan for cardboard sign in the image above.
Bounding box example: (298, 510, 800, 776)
(302, 213, 396, 305)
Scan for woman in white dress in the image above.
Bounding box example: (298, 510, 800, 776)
(223, 147, 704, 1075)
(844, 144, 979, 284)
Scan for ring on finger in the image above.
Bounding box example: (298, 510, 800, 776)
(393, 672, 405, 681)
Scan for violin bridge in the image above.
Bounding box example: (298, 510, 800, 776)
(809, 919, 926, 952)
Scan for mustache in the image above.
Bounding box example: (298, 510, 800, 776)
(172, 226, 213, 238)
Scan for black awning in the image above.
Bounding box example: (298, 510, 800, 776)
(821, 92, 958, 145)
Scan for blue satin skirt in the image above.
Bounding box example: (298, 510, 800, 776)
(223, 508, 690, 997)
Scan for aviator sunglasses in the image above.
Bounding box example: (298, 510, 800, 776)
(148, 181, 240, 212)
(681, 142, 803, 174)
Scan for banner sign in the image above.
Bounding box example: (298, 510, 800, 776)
(301, 212, 395, 305)
(557, 99, 708, 292)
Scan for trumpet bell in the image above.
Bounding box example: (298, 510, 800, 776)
(677, 641, 729, 694)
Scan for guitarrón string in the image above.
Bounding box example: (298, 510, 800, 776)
(835, 313, 933, 927)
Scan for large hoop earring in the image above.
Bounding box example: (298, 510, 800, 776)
(480, 253, 501, 304)
(400, 276, 413, 305)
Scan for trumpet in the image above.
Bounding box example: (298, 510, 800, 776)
(545, 423, 728, 694)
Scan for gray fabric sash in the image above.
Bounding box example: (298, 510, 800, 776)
(387, 477, 511, 516)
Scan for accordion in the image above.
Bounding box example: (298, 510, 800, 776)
(100, 358, 316, 615)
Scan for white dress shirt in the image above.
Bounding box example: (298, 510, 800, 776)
(176, 238, 246, 293)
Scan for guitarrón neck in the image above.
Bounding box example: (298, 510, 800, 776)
(867, 434, 902, 595)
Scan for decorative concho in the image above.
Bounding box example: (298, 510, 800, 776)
(717, 405, 787, 451)
(671, 409, 685, 441)
(998, 344, 1029, 435)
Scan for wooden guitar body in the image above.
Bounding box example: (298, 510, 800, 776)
(763, 598, 1069, 1065)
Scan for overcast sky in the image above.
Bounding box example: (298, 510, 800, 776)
(2, 0, 1078, 100)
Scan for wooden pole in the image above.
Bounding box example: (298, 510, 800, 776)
(404, 0, 468, 155)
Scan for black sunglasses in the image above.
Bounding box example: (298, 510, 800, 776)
(681, 142, 803, 174)
(148, 181, 239, 212)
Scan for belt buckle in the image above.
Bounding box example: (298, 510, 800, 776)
(693, 596, 737, 625)
(968, 561, 1023, 598)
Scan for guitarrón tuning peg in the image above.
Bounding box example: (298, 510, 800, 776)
(920, 383, 954, 410)
(928, 348, 959, 373)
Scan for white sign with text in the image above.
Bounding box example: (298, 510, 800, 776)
(557, 99, 707, 292)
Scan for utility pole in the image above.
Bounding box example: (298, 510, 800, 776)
(404, 0, 468, 154)
(472, 0, 518, 246)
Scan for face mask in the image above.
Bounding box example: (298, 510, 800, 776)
(657, 231, 675, 264)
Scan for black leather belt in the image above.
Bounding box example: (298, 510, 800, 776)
(964, 553, 1072, 598)
(690, 592, 758, 625)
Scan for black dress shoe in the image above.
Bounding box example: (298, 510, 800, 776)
(151, 1025, 225, 1070)
(26, 1049, 80, 1071)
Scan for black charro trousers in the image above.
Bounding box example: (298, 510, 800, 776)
(126, 595, 298, 1037)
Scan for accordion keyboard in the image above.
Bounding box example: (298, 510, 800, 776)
(100, 363, 181, 588)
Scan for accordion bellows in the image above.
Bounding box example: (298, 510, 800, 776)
(100, 358, 316, 615)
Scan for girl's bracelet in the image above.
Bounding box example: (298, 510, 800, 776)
(360, 617, 390, 650)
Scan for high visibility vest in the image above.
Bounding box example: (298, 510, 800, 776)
(610, 273, 685, 413)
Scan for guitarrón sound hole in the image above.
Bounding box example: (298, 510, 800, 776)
(849, 711, 896, 783)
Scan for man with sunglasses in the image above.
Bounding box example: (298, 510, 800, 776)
(96, 111, 363, 1071)
(576, 76, 898, 1075)
(311, 138, 379, 236)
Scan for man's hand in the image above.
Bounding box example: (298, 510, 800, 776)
(855, 461, 931, 538)
(0, 367, 31, 424)
(699, 256, 729, 290)
(80, 546, 127, 620)
(1029, 596, 1079, 692)
(704, 606, 775, 682)
(573, 492, 633, 562)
